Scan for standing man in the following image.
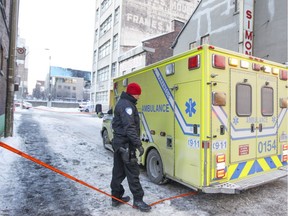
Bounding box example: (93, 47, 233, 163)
(110, 82, 151, 212)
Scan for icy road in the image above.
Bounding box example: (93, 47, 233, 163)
(0, 107, 287, 216)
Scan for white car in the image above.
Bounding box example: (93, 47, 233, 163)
(22, 101, 32, 109)
(79, 104, 94, 112)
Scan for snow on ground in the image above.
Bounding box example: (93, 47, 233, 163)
(0, 106, 287, 216)
(0, 107, 202, 216)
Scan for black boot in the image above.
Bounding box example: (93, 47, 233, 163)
(112, 196, 130, 207)
(133, 200, 151, 212)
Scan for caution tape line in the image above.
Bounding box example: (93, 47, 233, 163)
(0, 141, 197, 207)
(0, 141, 131, 207)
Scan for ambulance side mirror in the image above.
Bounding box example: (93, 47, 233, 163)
(107, 108, 113, 115)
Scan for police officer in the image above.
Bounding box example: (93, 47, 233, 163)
(110, 82, 151, 212)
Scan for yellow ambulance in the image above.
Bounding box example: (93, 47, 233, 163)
(98, 45, 288, 194)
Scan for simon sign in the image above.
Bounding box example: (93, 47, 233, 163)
(243, 0, 254, 55)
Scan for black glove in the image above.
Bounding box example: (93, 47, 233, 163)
(137, 146, 144, 157)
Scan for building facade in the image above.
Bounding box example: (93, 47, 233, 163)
(47, 66, 91, 102)
(172, 0, 288, 65)
(118, 20, 184, 75)
(91, 0, 199, 110)
(0, 0, 19, 137)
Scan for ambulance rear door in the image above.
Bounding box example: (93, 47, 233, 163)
(230, 69, 278, 164)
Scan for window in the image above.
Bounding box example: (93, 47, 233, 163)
(111, 62, 116, 78)
(236, 83, 252, 116)
(96, 91, 108, 102)
(95, 8, 99, 20)
(234, 0, 240, 13)
(97, 66, 109, 82)
(73, 87, 76, 91)
(261, 87, 273, 116)
(93, 50, 97, 64)
(98, 40, 110, 59)
(94, 29, 98, 42)
(93, 71, 96, 82)
(114, 7, 120, 24)
(101, 0, 112, 13)
(112, 34, 118, 50)
(100, 15, 112, 36)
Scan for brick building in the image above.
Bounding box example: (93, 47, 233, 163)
(119, 20, 184, 75)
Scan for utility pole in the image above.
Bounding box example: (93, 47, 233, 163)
(5, 0, 19, 137)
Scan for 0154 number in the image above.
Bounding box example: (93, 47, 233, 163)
(258, 139, 276, 153)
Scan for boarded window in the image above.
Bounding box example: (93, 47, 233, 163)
(261, 87, 273, 116)
(236, 83, 252, 116)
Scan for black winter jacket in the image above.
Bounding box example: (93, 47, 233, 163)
(112, 92, 142, 150)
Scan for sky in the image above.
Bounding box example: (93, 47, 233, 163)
(18, 0, 96, 94)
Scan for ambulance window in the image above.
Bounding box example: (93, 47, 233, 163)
(236, 83, 252, 116)
(261, 87, 273, 116)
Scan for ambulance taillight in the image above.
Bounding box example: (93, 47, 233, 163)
(188, 55, 200, 70)
(212, 54, 225, 69)
(280, 70, 288, 80)
(216, 153, 226, 178)
(282, 144, 288, 162)
(114, 82, 118, 90)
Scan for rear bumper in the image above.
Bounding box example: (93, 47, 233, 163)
(202, 166, 288, 194)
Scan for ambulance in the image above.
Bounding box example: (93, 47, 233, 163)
(97, 45, 288, 194)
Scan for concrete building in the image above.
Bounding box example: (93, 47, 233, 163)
(14, 62, 28, 100)
(15, 38, 28, 100)
(32, 80, 46, 100)
(91, 0, 199, 109)
(172, 0, 288, 65)
(46, 66, 91, 102)
(119, 20, 184, 75)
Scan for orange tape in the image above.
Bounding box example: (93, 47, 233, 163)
(149, 191, 197, 206)
(0, 141, 197, 208)
(0, 141, 132, 207)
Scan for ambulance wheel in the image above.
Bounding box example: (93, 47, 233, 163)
(147, 149, 165, 184)
(102, 129, 110, 150)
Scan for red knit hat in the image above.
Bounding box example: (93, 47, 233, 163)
(126, 82, 142, 95)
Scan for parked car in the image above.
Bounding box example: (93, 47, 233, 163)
(79, 104, 94, 112)
(22, 101, 32, 109)
(14, 100, 32, 109)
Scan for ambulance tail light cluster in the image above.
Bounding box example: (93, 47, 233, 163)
(216, 153, 226, 178)
(188, 55, 200, 70)
(280, 70, 288, 80)
(212, 54, 225, 69)
(282, 144, 288, 162)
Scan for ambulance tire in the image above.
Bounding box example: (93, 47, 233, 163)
(147, 149, 165, 184)
(102, 129, 110, 150)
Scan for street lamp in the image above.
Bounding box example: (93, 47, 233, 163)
(45, 48, 52, 107)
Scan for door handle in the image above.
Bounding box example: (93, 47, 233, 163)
(258, 123, 262, 132)
(251, 124, 255, 133)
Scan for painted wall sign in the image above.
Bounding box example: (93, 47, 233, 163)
(243, 0, 254, 55)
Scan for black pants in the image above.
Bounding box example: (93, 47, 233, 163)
(110, 148, 144, 201)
